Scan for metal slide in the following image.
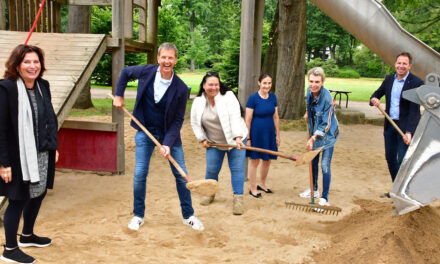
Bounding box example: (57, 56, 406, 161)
(309, 0, 440, 79)
(309, 0, 440, 214)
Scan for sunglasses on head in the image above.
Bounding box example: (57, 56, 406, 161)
(206, 71, 219, 77)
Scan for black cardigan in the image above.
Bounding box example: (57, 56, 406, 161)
(0, 78, 58, 200)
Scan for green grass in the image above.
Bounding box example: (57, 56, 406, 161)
(318, 77, 384, 102)
(69, 98, 194, 117)
(91, 73, 203, 94)
(69, 99, 136, 116)
(78, 73, 385, 117)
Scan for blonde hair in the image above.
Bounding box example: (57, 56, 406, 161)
(307, 67, 325, 82)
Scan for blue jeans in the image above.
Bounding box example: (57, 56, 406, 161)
(205, 141, 246, 195)
(133, 131, 194, 219)
(384, 123, 408, 182)
(312, 146, 334, 202)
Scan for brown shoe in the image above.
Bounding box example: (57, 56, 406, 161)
(200, 195, 215, 206)
(232, 195, 244, 215)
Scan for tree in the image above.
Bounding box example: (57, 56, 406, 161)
(275, 0, 307, 119)
(185, 26, 210, 69)
(383, 0, 440, 52)
(68, 5, 93, 109)
(261, 3, 279, 92)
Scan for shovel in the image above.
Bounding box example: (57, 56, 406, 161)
(376, 104, 408, 140)
(109, 94, 218, 196)
(208, 143, 321, 166)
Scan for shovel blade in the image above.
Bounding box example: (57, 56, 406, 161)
(295, 148, 322, 166)
(186, 179, 219, 196)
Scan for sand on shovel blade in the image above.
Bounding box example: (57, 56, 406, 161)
(187, 179, 218, 196)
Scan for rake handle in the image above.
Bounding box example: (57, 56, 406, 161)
(376, 104, 407, 140)
(208, 143, 297, 161)
(306, 120, 315, 204)
(109, 94, 190, 182)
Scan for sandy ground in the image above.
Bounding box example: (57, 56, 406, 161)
(2, 116, 439, 264)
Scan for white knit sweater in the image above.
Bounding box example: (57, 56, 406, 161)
(191, 91, 248, 145)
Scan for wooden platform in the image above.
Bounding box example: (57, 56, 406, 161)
(0, 30, 107, 127)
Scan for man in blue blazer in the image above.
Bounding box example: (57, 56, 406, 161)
(370, 52, 424, 195)
(113, 42, 204, 231)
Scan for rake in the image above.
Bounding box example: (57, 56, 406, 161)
(283, 121, 342, 215)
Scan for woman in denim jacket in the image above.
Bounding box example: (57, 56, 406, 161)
(299, 67, 339, 207)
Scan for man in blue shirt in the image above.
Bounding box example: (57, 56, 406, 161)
(370, 52, 424, 196)
(113, 42, 204, 231)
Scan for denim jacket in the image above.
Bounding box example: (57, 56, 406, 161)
(306, 86, 339, 150)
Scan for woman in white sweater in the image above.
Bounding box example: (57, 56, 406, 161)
(190, 72, 248, 215)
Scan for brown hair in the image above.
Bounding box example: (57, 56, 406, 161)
(396, 52, 412, 64)
(4, 44, 46, 81)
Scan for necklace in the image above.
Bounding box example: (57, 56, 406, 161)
(258, 91, 268, 99)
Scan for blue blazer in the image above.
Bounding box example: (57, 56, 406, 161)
(370, 72, 424, 134)
(116, 65, 188, 147)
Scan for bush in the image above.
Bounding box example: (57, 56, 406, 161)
(337, 69, 360, 79)
(306, 58, 340, 77)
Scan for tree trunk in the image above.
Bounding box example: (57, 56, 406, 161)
(261, 3, 279, 93)
(68, 5, 93, 109)
(189, 15, 195, 72)
(275, 0, 306, 119)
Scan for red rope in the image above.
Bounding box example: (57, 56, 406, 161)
(24, 0, 46, 44)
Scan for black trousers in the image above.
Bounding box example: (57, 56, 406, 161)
(3, 191, 46, 248)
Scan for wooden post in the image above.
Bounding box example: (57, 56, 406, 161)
(42, 0, 47, 32)
(112, 0, 125, 174)
(124, 0, 133, 39)
(252, 0, 264, 90)
(53, 1, 61, 32)
(36, 0, 41, 32)
(30, 0, 35, 31)
(238, 0, 255, 107)
(24, 0, 30, 31)
(0, 0, 6, 30)
(47, 0, 52, 32)
(8, 0, 16, 30)
(147, 0, 158, 64)
(138, 0, 146, 42)
(17, 0, 23, 31)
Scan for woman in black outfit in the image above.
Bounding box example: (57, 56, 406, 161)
(0, 44, 58, 264)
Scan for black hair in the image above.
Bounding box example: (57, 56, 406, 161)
(197, 71, 245, 117)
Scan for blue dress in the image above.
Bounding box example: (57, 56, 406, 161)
(246, 92, 278, 160)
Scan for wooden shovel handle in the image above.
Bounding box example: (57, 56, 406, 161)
(109, 94, 190, 182)
(208, 143, 298, 161)
(376, 104, 407, 139)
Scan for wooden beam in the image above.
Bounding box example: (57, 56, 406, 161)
(134, 0, 146, 9)
(67, 0, 112, 5)
(147, 0, 158, 64)
(112, 0, 125, 174)
(17, 0, 23, 31)
(61, 120, 117, 132)
(24, 0, 30, 31)
(124, 38, 154, 53)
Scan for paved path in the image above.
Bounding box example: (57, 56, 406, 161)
(91, 87, 137, 99)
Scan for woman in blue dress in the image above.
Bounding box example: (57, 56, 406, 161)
(245, 74, 280, 198)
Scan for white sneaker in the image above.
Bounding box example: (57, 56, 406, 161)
(299, 188, 320, 198)
(318, 198, 330, 206)
(183, 215, 204, 231)
(128, 216, 144, 231)
(314, 198, 330, 213)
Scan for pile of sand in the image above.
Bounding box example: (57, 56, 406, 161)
(312, 200, 440, 264)
(3, 117, 437, 263)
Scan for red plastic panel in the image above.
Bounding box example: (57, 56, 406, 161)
(56, 128, 118, 172)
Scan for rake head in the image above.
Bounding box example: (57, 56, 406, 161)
(285, 200, 342, 215)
